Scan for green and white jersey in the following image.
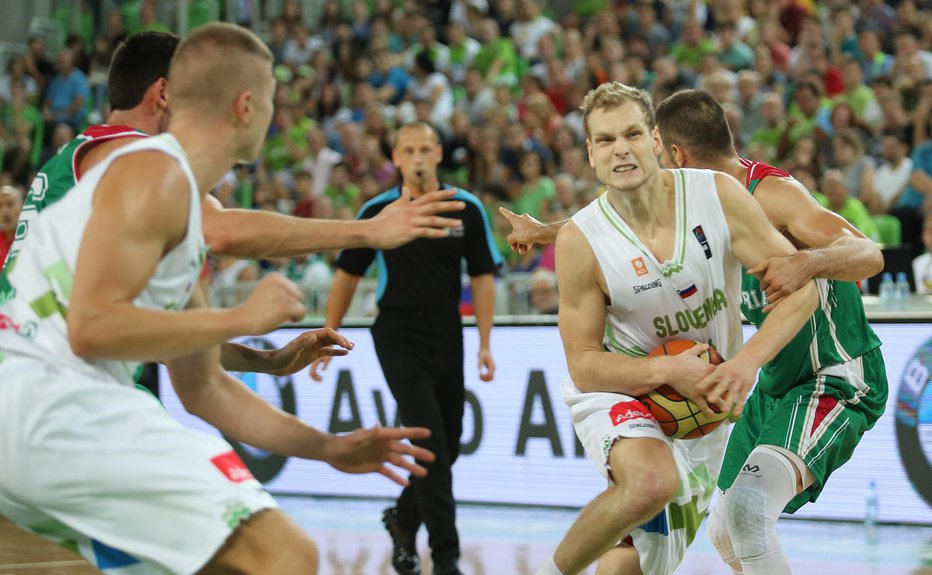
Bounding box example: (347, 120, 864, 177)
(1, 125, 145, 283)
(573, 169, 744, 362)
(0, 134, 204, 386)
(738, 159, 882, 398)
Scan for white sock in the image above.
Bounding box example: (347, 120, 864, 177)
(536, 554, 566, 575)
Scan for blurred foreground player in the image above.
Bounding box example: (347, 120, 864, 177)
(0, 24, 433, 574)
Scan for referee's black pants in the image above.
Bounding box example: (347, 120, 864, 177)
(371, 308, 464, 565)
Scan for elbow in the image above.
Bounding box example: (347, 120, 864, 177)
(203, 226, 239, 256)
(68, 316, 104, 359)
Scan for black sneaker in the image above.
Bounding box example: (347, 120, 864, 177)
(382, 507, 421, 575)
(432, 562, 463, 575)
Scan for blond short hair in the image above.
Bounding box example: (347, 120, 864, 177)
(580, 82, 655, 139)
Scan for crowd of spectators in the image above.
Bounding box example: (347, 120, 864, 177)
(2, 0, 932, 310)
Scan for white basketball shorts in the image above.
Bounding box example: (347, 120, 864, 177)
(563, 378, 728, 575)
(0, 355, 278, 574)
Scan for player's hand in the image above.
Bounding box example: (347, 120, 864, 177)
(237, 273, 306, 334)
(478, 349, 495, 382)
(498, 207, 543, 255)
(747, 253, 812, 313)
(695, 359, 758, 418)
(662, 343, 717, 414)
(264, 328, 353, 376)
(309, 354, 334, 382)
(368, 186, 465, 249)
(322, 425, 436, 486)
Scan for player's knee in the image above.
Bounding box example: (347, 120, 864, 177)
(707, 500, 742, 572)
(615, 467, 679, 518)
(721, 485, 770, 559)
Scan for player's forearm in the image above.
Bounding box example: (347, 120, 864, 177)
(324, 270, 360, 329)
(567, 349, 669, 396)
(797, 236, 884, 281)
(534, 220, 569, 245)
(173, 361, 335, 460)
(471, 273, 495, 349)
(204, 208, 375, 258)
(219, 341, 274, 374)
(68, 304, 247, 362)
(736, 281, 818, 368)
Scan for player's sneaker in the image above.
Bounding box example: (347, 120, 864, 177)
(382, 506, 421, 575)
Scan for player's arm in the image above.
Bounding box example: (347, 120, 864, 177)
(309, 268, 362, 381)
(167, 285, 433, 487)
(219, 328, 353, 376)
(750, 176, 883, 308)
(556, 221, 714, 396)
(202, 188, 464, 258)
(699, 173, 820, 413)
(498, 206, 567, 254)
(67, 152, 305, 362)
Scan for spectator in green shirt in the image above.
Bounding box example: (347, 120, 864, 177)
(669, 20, 717, 71)
(813, 169, 881, 242)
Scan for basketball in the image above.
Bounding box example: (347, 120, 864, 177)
(639, 340, 729, 440)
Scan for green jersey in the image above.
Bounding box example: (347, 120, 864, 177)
(738, 159, 882, 398)
(1, 125, 145, 302)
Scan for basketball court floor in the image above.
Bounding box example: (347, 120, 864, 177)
(2, 495, 929, 574)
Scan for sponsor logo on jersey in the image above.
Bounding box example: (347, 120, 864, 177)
(631, 257, 649, 277)
(633, 278, 662, 294)
(609, 400, 655, 426)
(740, 463, 762, 478)
(210, 450, 256, 483)
(693, 225, 713, 259)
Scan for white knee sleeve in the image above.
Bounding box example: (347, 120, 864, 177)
(707, 498, 743, 573)
(720, 446, 797, 575)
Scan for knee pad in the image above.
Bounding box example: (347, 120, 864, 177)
(707, 498, 742, 572)
(721, 446, 797, 560)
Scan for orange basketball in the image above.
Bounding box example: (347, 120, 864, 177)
(639, 340, 729, 439)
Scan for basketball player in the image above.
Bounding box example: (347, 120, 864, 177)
(0, 23, 433, 575)
(0, 31, 463, 379)
(534, 82, 817, 575)
(504, 89, 888, 575)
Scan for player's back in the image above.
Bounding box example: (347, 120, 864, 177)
(572, 169, 744, 362)
(0, 134, 204, 386)
(738, 158, 881, 395)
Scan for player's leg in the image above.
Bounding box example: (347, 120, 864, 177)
(0, 360, 300, 574)
(706, 497, 743, 574)
(594, 542, 641, 575)
(718, 445, 805, 575)
(543, 435, 679, 575)
(198, 509, 318, 574)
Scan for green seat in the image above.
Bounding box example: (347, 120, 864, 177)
(872, 214, 901, 246)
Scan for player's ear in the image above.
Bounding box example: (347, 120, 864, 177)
(232, 90, 252, 125)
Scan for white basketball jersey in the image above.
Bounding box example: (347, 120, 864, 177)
(0, 134, 205, 385)
(573, 169, 744, 361)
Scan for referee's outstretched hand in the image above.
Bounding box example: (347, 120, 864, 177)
(368, 187, 465, 250)
(322, 426, 436, 487)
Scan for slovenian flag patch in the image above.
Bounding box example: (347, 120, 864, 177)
(677, 283, 698, 299)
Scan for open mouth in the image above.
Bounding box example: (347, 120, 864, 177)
(613, 165, 637, 173)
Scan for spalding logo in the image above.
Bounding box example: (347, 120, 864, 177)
(609, 401, 655, 426)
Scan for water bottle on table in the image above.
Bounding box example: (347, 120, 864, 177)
(878, 273, 895, 309)
(895, 272, 911, 306)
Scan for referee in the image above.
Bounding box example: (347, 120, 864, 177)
(313, 122, 502, 575)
